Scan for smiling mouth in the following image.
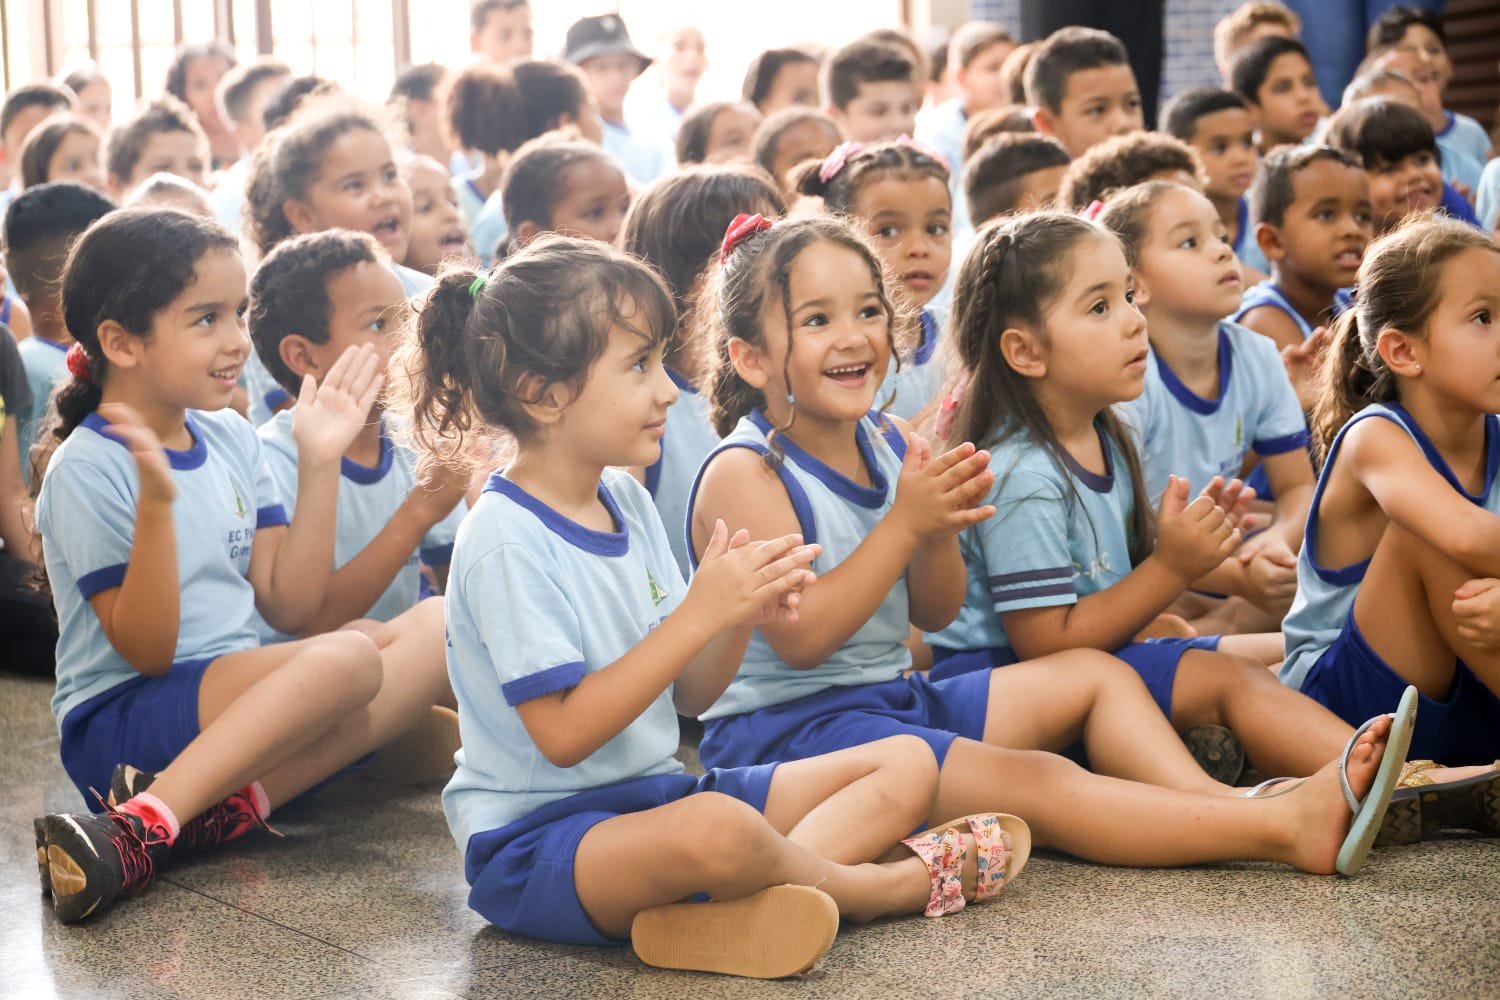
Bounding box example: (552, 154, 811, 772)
(372, 217, 401, 239)
(1335, 249, 1362, 267)
(211, 364, 242, 383)
(823, 363, 872, 384)
(439, 230, 468, 250)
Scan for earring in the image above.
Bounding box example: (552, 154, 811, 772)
(787, 392, 796, 404)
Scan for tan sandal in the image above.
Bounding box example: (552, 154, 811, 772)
(630, 884, 838, 979)
(367, 706, 460, 785)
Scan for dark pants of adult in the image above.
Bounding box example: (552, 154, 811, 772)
(1020, 0, 1166, 126)
(0, 553, 56, 676)
(1284, 0, 1446, 109)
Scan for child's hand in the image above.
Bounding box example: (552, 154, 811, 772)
(291, 344, 384, 466)
(1198, 476, 1257, 532)
(1236, 533, 1299, 613)
(1453, 578, 1500, 651)
(685, 520, 820, 628)
(890, 435, 996, 543)
(405, 456, 469, 526)
(1153, 475, 1241, 584)
(97, 403, 174, 504)
(1282, 326, 1331, 412)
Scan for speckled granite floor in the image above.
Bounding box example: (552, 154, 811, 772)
(4, 671, 1498, 1000)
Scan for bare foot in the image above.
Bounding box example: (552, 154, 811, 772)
(1276, 715, 1392, 874)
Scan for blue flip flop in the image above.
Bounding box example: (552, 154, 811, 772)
(1336, 685, 1419, 876)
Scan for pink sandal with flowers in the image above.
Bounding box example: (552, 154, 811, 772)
(900, 813, 1032, 917)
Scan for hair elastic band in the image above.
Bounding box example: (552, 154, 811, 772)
(65, 342, 91, 381)
(818, 141, 865, 184)
(720, 213, 774, 263)
(1079, 200, 1105, 221)
(468, 276, 488, 299)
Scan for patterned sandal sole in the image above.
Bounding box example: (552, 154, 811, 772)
(34, 817, 50, 896)
(631, 884, 839, 979)
(1183, 725, 1246, 786)
(366, 706, 461, 785)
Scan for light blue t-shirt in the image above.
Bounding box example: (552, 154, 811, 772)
(1437, 111, 1492, 178)
(469, 192, 508, 267)
(16, 336, 67, 466)
(244, 350, 289, 428)
(929, 421, 1137, 659)
(1281, 403, 1500, 692)
(1233, 196, 1271, 275)
(1477, 157, 1500, 234)
(602, 119, 666, 185)
(396, 263, 434, 299)
(1121, 321, 1308, 503)
(441, 468, 686, 848)
(38, 408, 288, 726)
(875, 307, 949, 422)
(251, 410, 466, 641)
(209, 156, 251, 233)
(691, 410, 914, 721)
(644, 368, 720, 578)
(1231, 280, 1353, 340)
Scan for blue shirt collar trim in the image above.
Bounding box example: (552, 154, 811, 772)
(82, 410, 207, 470)
(339, 421, 395, 485)
(484, 473, 630, 556)
(1061, 418, 1115, 494)
(747, 409, 890, 509)
(1152, 325, 1233, 416)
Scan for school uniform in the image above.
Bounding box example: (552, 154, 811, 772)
(924, 420, 1218, 715)
(1281, 403, 1500, 765)
(38, 409, 287, 804)
(244, 350, 289, 428)
(643, 368, 719, 578)
(602, 120, 666, 185)
(15, 335, 67, 465)
(687, 411, 994, 771)
(209, 156, 251, 232)
(1231, 280, 1354, 340)
(873, 307, 948, 422)
(1437, 111, 1491, 183)
(251, 412, 466, 641)
(1476, 158, 1500, 233)
(1121, 320, 1309, 504)
(915, 99, 972, 243)
(396, 263, 434, 299)
(445, 469, 777, 945)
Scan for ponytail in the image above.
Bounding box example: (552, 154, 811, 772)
(1309, 309, 1382, 463)
(396, 266, 483, 467)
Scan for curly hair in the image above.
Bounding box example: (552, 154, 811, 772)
(1056, 131, 1205, 211)
(249, 230, 385, 394)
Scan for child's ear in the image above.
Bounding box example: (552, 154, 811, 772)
(727, 336, 770, 389)
(281, 198, 320, 236)
(516, 373, 574, 427)
(1375, 326, 1423, 379)
(95, 319, 145, 370)
(999, 326, 1047, 379)
(278, 335, 322, 381)
(1030, 106, 1057, 137)
(1254, 221, 1284, 262)
(1130, 272, 1151, 311)
(514, 221, 542, 246)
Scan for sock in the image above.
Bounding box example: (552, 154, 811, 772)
(118, 792, 180, 844)
(244, 781, 271, 820)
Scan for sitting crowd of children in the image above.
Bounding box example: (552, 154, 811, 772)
(2, 0, 1498, 980)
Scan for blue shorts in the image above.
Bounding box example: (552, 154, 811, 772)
(58, 657, 214, 809)
(464, 766, 778, 946)
(928, 636, 1221, 722)
(1302, 612, 1500, 765)
(698, 670, 992, 772)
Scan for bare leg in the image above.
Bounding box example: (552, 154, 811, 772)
(979, 651, 1227, 794)
(1218, 632, 1285, 667)
(758, 735, 938, 864)
(932, 717, 1392, 872)
(1171, 649, 1353, 776)
(142, 598, 449, 820)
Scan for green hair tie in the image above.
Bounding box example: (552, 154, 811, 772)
(468, 276, 488, 299)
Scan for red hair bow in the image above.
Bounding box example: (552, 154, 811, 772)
(720, 213, 773, 263)
(66, 342, 91, 380)
(1079, 200, 1105, 221)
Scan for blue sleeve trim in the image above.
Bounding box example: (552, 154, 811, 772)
(988, 567, 1072, 587)
(1252, 429, 1309, 456)
(420, 542, 454, 566)
(501, 660, 588, 707)
(990, 581, 1077, 603)
(644, 455, 663, 497)
(264, 386, 290, 410)
(256, 504, 289, 529)
(77, 563, 128, 598)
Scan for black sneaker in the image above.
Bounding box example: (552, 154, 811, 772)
(34, 817, 50, 896)
(38, 802, 172, 922)
(109, 764, 278, 852)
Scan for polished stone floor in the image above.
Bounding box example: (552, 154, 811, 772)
(3, 671, 1498, 1000)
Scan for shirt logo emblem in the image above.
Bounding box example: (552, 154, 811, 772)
(647, 571, 669, 607)
(233, 485, 247, 519)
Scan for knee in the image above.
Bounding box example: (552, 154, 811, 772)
(307, 631, 383, 705)
(676, 793, 778, 878)
(865, 735, 940, 814)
